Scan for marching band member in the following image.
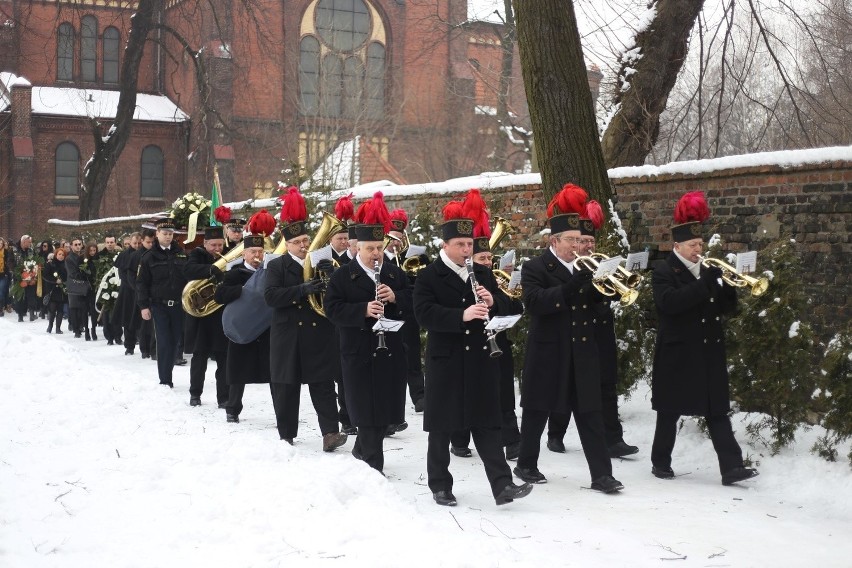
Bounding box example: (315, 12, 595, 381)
(515, 184, 623, 494)
(223, 215, 246, 253)
(264, 187, 347, 451)
(214, 218, 274, 424)
(414, 195, 532, 507)
(136, 218, 189, 388)
(182, 226, 229, 408)
(331, 193, 354, 266)
(325, 193, 411, 473)
(546, 200, 640, 458)
(650, 192, 758, 485)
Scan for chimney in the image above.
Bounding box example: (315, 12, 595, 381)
(11, 76, 32, 138)
(586, 64, 604, 108)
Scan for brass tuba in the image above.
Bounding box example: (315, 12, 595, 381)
(698, 255, 769, 297)
(572, 255, 639, 306)
(182, 242, 246, 317)
(383, 231, 410, 268)
(304, 212, 344, 316)
(489, 216, 520, 298)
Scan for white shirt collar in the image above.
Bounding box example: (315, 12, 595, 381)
(356, 255, 380, 278)
(673, 249, 700, 279)
(439, 249, 469, 282)
(289, 252, 305, 267)
(243, 261, 258, 272)
(550, 246, 574, 273)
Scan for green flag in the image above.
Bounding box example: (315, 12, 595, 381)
(210, 165, 223, 225)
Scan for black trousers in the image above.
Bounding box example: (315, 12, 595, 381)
(15, 286, 37, 318)
(102, 309, 122, 342)
(225, 382, 274, 416)
(138, 318, 154, 355)
(269, 381, 340, 440)
(336, 379, 351, 427)
(190, 349, 228, 403)
(402, 322, 425, 404)
(651, 411, 744, 475)
(354, 426, 386, 472)
(47, 301, 65, 331)
(150, 303, 184, 385)
(519, 407, 612, 480)
(451, 410, 521, 449)
(548, 382, 625, 447)
(427, 428, 512, 498)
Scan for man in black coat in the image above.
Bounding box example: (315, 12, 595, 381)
(325, 223, 411, 472)
(97, 234, 123, 345)
(183, 226, 229, 407)
(130, 230, 156, 358)
(136, 218, 188, 387)
(651, 192, 758, 486)
(546, 215, 639, 459)
(112, 232, 140, 354)
(414, 211, 532, 507)
(214, 235, 272, 423)
(515, 207, 623, 494)
(263, 202, 347, 451)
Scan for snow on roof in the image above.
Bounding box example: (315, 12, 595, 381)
(301, 137, 360, 191)
(609, 145, 852, 179)
(0, 72, 188, 123)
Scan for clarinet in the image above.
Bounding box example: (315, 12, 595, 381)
(464, 258, 503, 359)
(374, 260, 388, 351)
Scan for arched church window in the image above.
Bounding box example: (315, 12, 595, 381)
(81, 16, 98, 82)
(103, 27, 120, 84)
(55, 142, 80, 197)
(57, 23, 75, 81)
(140, 146, 164, 199)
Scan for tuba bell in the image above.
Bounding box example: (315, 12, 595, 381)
(489, 216, 521, 298)
(304, 212, 344, 316)
(698, 255, 769, 297)
(182, 242, 246, 317)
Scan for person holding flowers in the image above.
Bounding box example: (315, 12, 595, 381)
(43, 247, 68, 334)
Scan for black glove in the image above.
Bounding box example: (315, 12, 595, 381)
(316, 259, 335, 275)
(209, 265, 224, 283)
(562, 269, 594, 299)
(701, 265, 723, 290)
(299, 278, 325, 298)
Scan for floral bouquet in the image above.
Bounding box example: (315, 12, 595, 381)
(95, 266, 121, 316)
(168, 191, 213, 242)
(10, 258, 42, 302)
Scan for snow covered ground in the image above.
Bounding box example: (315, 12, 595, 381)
(2, 315, 851, 567)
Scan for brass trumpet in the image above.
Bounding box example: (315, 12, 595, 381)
(590, 252, 643, 289)
(493, 269, 522, 299)
(698, 255, 769, 297)
(572, 255, 639, 306)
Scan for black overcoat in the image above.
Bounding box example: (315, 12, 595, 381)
(413, 258, 503, 432)
(182, 247, 228, 354)
(263, 254, 341, 385)
(324, 260, 411, 427)
(65, 253, 92, 309)
(520, 249, 602, 414)
(111, 247, 136, 328)
(215, 264, 270, 384)
(43, 259, 68, 304)
(592, 300, 619, 386)
(651, 254, 737, 417)
(493, 287, 524, 412)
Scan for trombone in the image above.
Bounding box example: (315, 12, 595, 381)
(572, 255, 639, 306)
(698, 255, 769, 297)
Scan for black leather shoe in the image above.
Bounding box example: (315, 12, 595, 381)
(505, 441, 520, 461)
(217, 402, 227, 409)
(141, 352, 150, 359)
(281, 437, 294, 445)
(226, 413, 239, 423)
(107, 340, 114, 345)
(351, 445, 363, 460)
(722, 467, 759, 486)
(84, 329, 91, 341)
(125, 349, 134, 356)
(495, 482, 533, 506)
(174, 358, 187, 366)
(341, 424, 357, 436)
(652, 465, 675, 479)
(513, 466, 547, 484)
(189, 396, 201, 407)
(591, 475, 624, 494)
(450, 445, 472, 458)
(74, 332, 82, 339)
(608, 441, 640, 458)
(432, 490, 457, 507)
(385, 422, 409, 436)
(414, 398, 425, 413)
(546, 438, 566, 453)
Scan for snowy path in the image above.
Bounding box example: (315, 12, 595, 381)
(2, 316, 850, 567)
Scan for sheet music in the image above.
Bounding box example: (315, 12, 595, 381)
(593, 255, 625, 279)
(508, 269, 522, 290)
(226, 257, 243, 270)
(263, 253, 283, 268)
(499, 250, 516, 270)
(405, 244, 427, 259)
(309, 245, 333, 265)
(485, 314, 522, 332)
(625, 251, 649, 271)
(372, 317, 404, 332)
(736, 251, 758, 274)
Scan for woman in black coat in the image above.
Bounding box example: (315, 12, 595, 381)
(66, 239, 90, 339)
(324, 248, 411, 472)
(214, 258, 271, 422)
(84, 242, 100, 340)
(43, 248, 68, 333)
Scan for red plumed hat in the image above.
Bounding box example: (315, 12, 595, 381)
(214, 205, 232, 225)
(389, 209, 408, 232)
(442, 199, 465, 222)
(279, 186, 307, 224)
(672, 191, 710, 242)
(580, 199, 604, 236)
(441, 195, 474, 241)
(335, 193, 355, 222)
(247, 209, 276, 237)
(547, 183, 588, 217)
(463, 189, 491, 239)
(359, 192, 392, 233)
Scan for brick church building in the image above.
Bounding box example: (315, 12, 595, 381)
(0, 0, 599, 238)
